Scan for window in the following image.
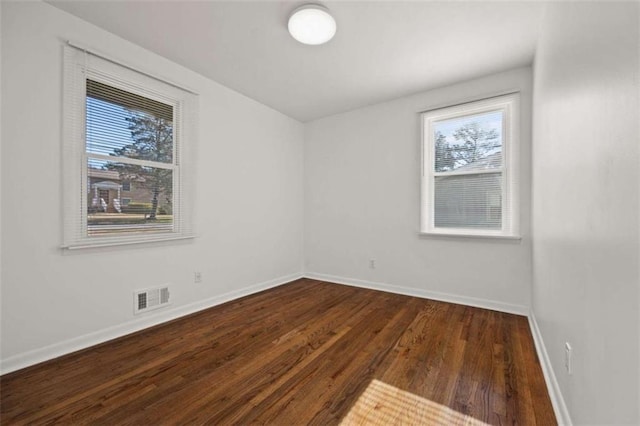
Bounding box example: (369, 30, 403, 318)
(63, 45, 197, 248)
(421, 93, 519, 238)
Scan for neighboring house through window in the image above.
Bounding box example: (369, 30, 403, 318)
(421, 93, 520, 238)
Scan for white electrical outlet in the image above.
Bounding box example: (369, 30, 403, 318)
(369, 259, 376, 269)
(564, 342, 573, 375)
(194, 271, 202, 283)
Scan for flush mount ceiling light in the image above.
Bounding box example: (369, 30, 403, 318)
(288, 4, 336, 45)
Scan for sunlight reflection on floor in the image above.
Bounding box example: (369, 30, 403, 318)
(340, 379, 489, 426)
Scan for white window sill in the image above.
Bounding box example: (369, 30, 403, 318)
(418, 232, 522, 241)
(62, 234, 195, 250)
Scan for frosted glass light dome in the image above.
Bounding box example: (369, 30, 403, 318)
(288, 5, 336, 45)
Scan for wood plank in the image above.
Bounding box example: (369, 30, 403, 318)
(0, 279, 556, 425)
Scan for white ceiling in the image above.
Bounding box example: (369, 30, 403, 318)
(48, 1, 546, 122)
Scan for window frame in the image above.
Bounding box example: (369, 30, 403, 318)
(420, 93, 520, 239)
(63, 45, 197, 249)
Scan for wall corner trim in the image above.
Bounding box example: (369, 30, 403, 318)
(528, 313, 573, 425)
(0, 272, 304, 375)
(304, 272, 529, 316)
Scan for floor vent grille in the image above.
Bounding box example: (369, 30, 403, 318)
(134, 286, 170, 314)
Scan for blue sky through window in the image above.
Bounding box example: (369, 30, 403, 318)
(86, 96, 135, 158)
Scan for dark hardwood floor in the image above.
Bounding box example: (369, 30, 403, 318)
(0, 279, 556, 425)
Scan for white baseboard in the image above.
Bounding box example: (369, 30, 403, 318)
(528, 313, 572, 425)
(304, 272, 529, 316)
(0, 272, 304, 375)
(2, 270, 570, 426)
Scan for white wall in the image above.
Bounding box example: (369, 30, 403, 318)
(4, 10, 638, 426)
(0, 1, 304, 372)
(532, 2, 639, 424)
(304, 68, 533, 313)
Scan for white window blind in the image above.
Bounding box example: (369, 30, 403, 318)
(63, 45, 198, 249)
(421, 93, 519, 238)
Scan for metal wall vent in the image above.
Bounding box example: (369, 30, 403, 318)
(134, 286, 170, 314)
